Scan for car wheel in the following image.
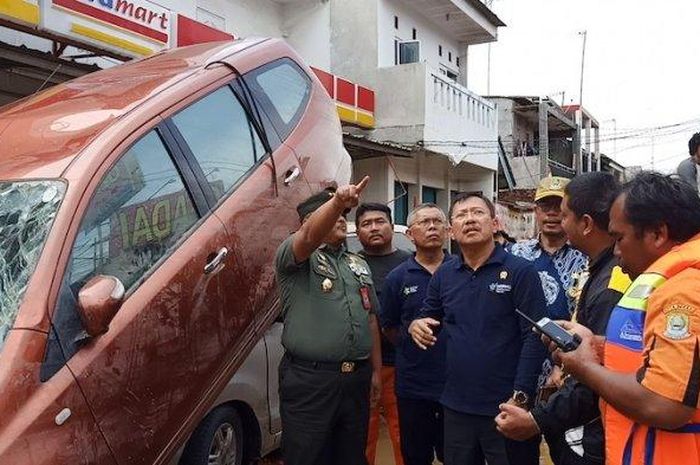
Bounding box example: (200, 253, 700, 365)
(180, 405, 244, 465)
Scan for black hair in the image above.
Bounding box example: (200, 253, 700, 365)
(689, 132, 700, 156)
(565, 172, 621, 231)
(449, 192, 495, 219)
(622, 171, 700, 241)
(355, 202, 392, 227)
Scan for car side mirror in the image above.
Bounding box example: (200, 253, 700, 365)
(77, 275, 125, 337)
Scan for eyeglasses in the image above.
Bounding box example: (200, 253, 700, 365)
(410, 217, 446, 228)
(451, 209, 489, 222)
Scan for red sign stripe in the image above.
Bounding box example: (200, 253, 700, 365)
(357, 86, 374, 113)
(336, 78, 355, 106)
(310, 67, 334, 99)
(53, 0, 168, 43)
(176, 15, 233, 47)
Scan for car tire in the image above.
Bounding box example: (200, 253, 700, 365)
(180, 405, 244, 465)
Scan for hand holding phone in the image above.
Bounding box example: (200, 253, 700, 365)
(514, 309, 581, 352)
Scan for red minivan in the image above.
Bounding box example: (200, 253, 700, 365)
(0, 37, 350, 464)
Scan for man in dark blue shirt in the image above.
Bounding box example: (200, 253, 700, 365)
(409, 193, 548, 465)
(380, 203, 451, 465)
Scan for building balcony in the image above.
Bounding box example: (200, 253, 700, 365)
(372, 61, 498, 170)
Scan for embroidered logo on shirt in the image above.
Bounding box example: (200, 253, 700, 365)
(489, 283, 512, 294)
(663, 303, 695, 340)
(619, 318, 643, 342)
(403, 285, 419, 296)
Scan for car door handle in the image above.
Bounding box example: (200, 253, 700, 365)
(283, 167, 301, 186)
(204, 247, 228, 274)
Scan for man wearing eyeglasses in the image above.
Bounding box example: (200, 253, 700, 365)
(380, 203, 451, 465)
(409, 193, 547, 465)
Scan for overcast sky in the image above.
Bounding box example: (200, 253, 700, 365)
(467, 0, 700, 172)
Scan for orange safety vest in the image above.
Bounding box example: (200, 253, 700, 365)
(603, 239, 700, 465)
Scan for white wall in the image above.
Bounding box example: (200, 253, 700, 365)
(329, 0, 378, 88)
(196, 0, 283, 38)
(378, 0, 462, 77)
(282, 1, 331, 70)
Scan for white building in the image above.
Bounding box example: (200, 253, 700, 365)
(0, 0, 504, 223)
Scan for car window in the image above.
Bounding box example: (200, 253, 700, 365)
(171, 86, 265, 201)
(248, 58, 311, 140)
(42, 129, 200, 381)
(69, 130, 199, 291)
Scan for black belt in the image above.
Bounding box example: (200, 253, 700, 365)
(285, 354, 369, 373)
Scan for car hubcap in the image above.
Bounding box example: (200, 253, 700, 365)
(208, 422, 238, 465)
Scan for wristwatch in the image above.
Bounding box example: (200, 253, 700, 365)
(512, 390, 530, 408)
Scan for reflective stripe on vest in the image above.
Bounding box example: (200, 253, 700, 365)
(623, 425, 700, 465)
(605, 273, 666, 465)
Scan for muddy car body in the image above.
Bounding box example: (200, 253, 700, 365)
(0, 38, 350, 464)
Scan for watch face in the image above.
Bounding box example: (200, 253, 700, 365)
(514, 391, 528, 404)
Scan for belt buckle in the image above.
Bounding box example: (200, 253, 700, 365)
(341, 361, 355, 373)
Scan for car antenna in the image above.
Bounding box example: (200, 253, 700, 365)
(34, 63, 63, 95)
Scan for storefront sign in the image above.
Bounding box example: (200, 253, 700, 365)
(0, 0, 40, 26)
(41, 0, 172, 57)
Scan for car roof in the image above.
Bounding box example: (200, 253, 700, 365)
(0, 38, 267, 180)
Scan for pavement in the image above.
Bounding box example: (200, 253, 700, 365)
(258, 421, 555, 465)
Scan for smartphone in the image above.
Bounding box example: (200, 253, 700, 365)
(514, 309, 581, 352)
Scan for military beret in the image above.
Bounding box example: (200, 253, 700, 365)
(297, 188, 349, 221)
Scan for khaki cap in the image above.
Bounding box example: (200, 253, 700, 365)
(534, 176, 569, 202)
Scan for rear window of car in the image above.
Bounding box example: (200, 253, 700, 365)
(247, 58, 311, 141)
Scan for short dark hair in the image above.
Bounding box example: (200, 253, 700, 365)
(449, 192, 495, 220)
(689, 132, 700, 156)
(621, 171, 700, 242)
(565, 172, 621, 231)
(355, 202, 392, 227)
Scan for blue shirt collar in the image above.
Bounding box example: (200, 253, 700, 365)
(453, 243, 507, 270)
(407, 251, 451, 272)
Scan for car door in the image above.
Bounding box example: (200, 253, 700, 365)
(244, 58, 351, 190)
(167, 80, 310, 338)
(43, 126, 232, 465)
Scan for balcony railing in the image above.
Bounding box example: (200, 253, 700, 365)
(429, 70, 496, 130)
(372, 62, 498, 169)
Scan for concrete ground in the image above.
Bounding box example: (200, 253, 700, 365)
(259, 421, 555, 465)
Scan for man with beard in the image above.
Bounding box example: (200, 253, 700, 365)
(275, 178, 382, 465)
(547, 173, 700, 465)
(496, 172, 629, 465)
(356, 202, 410, 465)
(409, 193, 547, 465)
(380, 203, 450, 465)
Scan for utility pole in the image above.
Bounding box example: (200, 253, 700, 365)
(578, 30, 587, 107)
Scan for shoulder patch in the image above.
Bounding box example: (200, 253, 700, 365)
(663, 303, 696, 340)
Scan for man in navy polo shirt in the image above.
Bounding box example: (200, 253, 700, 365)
(380, 203, 451, 465)
(409, 193, 547, 465)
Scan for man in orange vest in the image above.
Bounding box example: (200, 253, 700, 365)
(549, 172, 700, 465)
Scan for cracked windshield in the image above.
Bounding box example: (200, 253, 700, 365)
(0, 180, 65, 350)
